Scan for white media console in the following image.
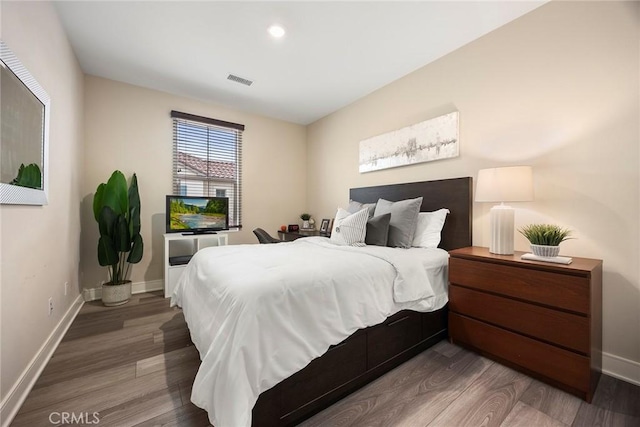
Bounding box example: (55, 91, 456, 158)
(163, 232, 228, 297)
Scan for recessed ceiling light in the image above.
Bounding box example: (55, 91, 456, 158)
(268, 25, 286, 38)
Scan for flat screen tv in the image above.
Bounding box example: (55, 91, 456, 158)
(166, 195, 229, 234)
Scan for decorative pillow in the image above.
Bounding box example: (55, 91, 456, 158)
(412, 209, 450, 248)
(365, 213, 391, 246)
(347, 200, 376, 219)
(374, 197, 423, 248)
(330, 208, 368, 246)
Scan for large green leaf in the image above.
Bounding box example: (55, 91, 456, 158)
(97, 236, 118, 267)
(102, 171, 128, 216)
(127, 234, 144, 264)
(128, 174, 141, 237)
(114, 214, 130, 252)
(129, 206, 141, 238)
(98, 206, 117, 239)
(93, 183, 106, 221)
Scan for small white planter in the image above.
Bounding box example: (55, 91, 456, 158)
(102, 281, 132, 306)
(530, 244, 560, 258)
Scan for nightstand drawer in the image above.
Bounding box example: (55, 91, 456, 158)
(450, 313, 590, 393)
(449, 257, 589, 314)
(449, 285, 589, 354)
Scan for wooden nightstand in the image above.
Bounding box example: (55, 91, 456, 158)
(448, 246, 603, 402)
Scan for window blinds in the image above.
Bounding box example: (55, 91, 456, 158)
(171, 110, 244, 228)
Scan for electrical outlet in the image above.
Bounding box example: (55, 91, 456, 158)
(48, 297, 53, 316)
(64, 281, 69, 296)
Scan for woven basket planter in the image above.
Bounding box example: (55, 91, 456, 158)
(530, 244, 560, 258)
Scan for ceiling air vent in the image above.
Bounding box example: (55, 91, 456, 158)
(227, 74, 253, 86)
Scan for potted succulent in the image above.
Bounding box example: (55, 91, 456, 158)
(11, 163, 41, 189)
(300, 213, 311, 230)
(518, 223, 572, 257)
(92, 171, 144, 306)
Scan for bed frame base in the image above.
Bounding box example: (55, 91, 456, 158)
(252, 307, 448, 426)
(252, 177, 472, 426)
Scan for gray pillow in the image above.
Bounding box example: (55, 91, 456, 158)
(374, 197, 423, 248)
(365, 213, 391, 246)
(347, 199, 376, 219)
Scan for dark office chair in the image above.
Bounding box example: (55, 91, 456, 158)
(253, 228, 282, 244)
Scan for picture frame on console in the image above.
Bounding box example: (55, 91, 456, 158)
(319, 218, 330, 234)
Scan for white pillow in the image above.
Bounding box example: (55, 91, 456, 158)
(411, 208, 450, 248)
(330, 208, 368, 246)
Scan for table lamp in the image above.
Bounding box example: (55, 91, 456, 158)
(475, 166, 533, 255)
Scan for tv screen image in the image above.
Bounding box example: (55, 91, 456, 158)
(166, 195, 229, 233)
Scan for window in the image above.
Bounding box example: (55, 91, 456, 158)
(171, 110, 243, 228)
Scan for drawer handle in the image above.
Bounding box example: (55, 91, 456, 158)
(387, 316, 410, 327)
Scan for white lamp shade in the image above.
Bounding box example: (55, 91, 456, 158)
(475, 166, 534, 203)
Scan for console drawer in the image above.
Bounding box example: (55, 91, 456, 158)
(449, 285, 589, 354)
(449, 257, 589, 314)
(367, 311, 421, 369)
(450, 313, 590, 393)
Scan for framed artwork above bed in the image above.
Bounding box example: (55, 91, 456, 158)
(359, 112, 460, 173)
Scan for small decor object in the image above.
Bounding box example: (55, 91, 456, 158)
(300, 213, 313, 230)
(288, 224, 299, 232)
(319, 218, 330, 234)
(519, 223, 572, 259)
(359, 111, 459, 173)
(521, 253, 573, 264)
(93, 170, 144, 306)
(280, 225, 287, 232)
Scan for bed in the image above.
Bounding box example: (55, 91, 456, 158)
(172, 177, 472, 427)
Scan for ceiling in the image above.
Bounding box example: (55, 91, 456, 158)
(54, 1, 547, 125)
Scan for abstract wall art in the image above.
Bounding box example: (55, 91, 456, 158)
(359, 111, 459, 173)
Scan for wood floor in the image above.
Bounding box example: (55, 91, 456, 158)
(11, 292, 639, 427)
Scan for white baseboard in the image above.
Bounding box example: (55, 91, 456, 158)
(0, 294, 84, 427)
(602, 351, 640, 386)
(82, 279, 164, 302)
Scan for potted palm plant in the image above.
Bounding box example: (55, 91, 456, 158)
(518, 223, 572, 257)
(92, 171, 143, 306)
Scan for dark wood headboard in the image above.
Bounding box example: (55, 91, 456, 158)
(349, 177, 472, 251)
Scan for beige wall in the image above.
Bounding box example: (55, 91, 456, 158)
(1, 0, 84, 404)
(82, 77, 307, 289)
(307, 1, 639, 379)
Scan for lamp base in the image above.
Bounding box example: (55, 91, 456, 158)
(489, 204, 515, 255)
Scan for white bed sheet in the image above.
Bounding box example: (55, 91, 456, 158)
(171, 236, 448, 427)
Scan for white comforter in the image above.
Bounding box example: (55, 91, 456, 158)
(171, 237, 448, 427)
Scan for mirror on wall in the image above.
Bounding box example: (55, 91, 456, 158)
(0, 40, 50, 205)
